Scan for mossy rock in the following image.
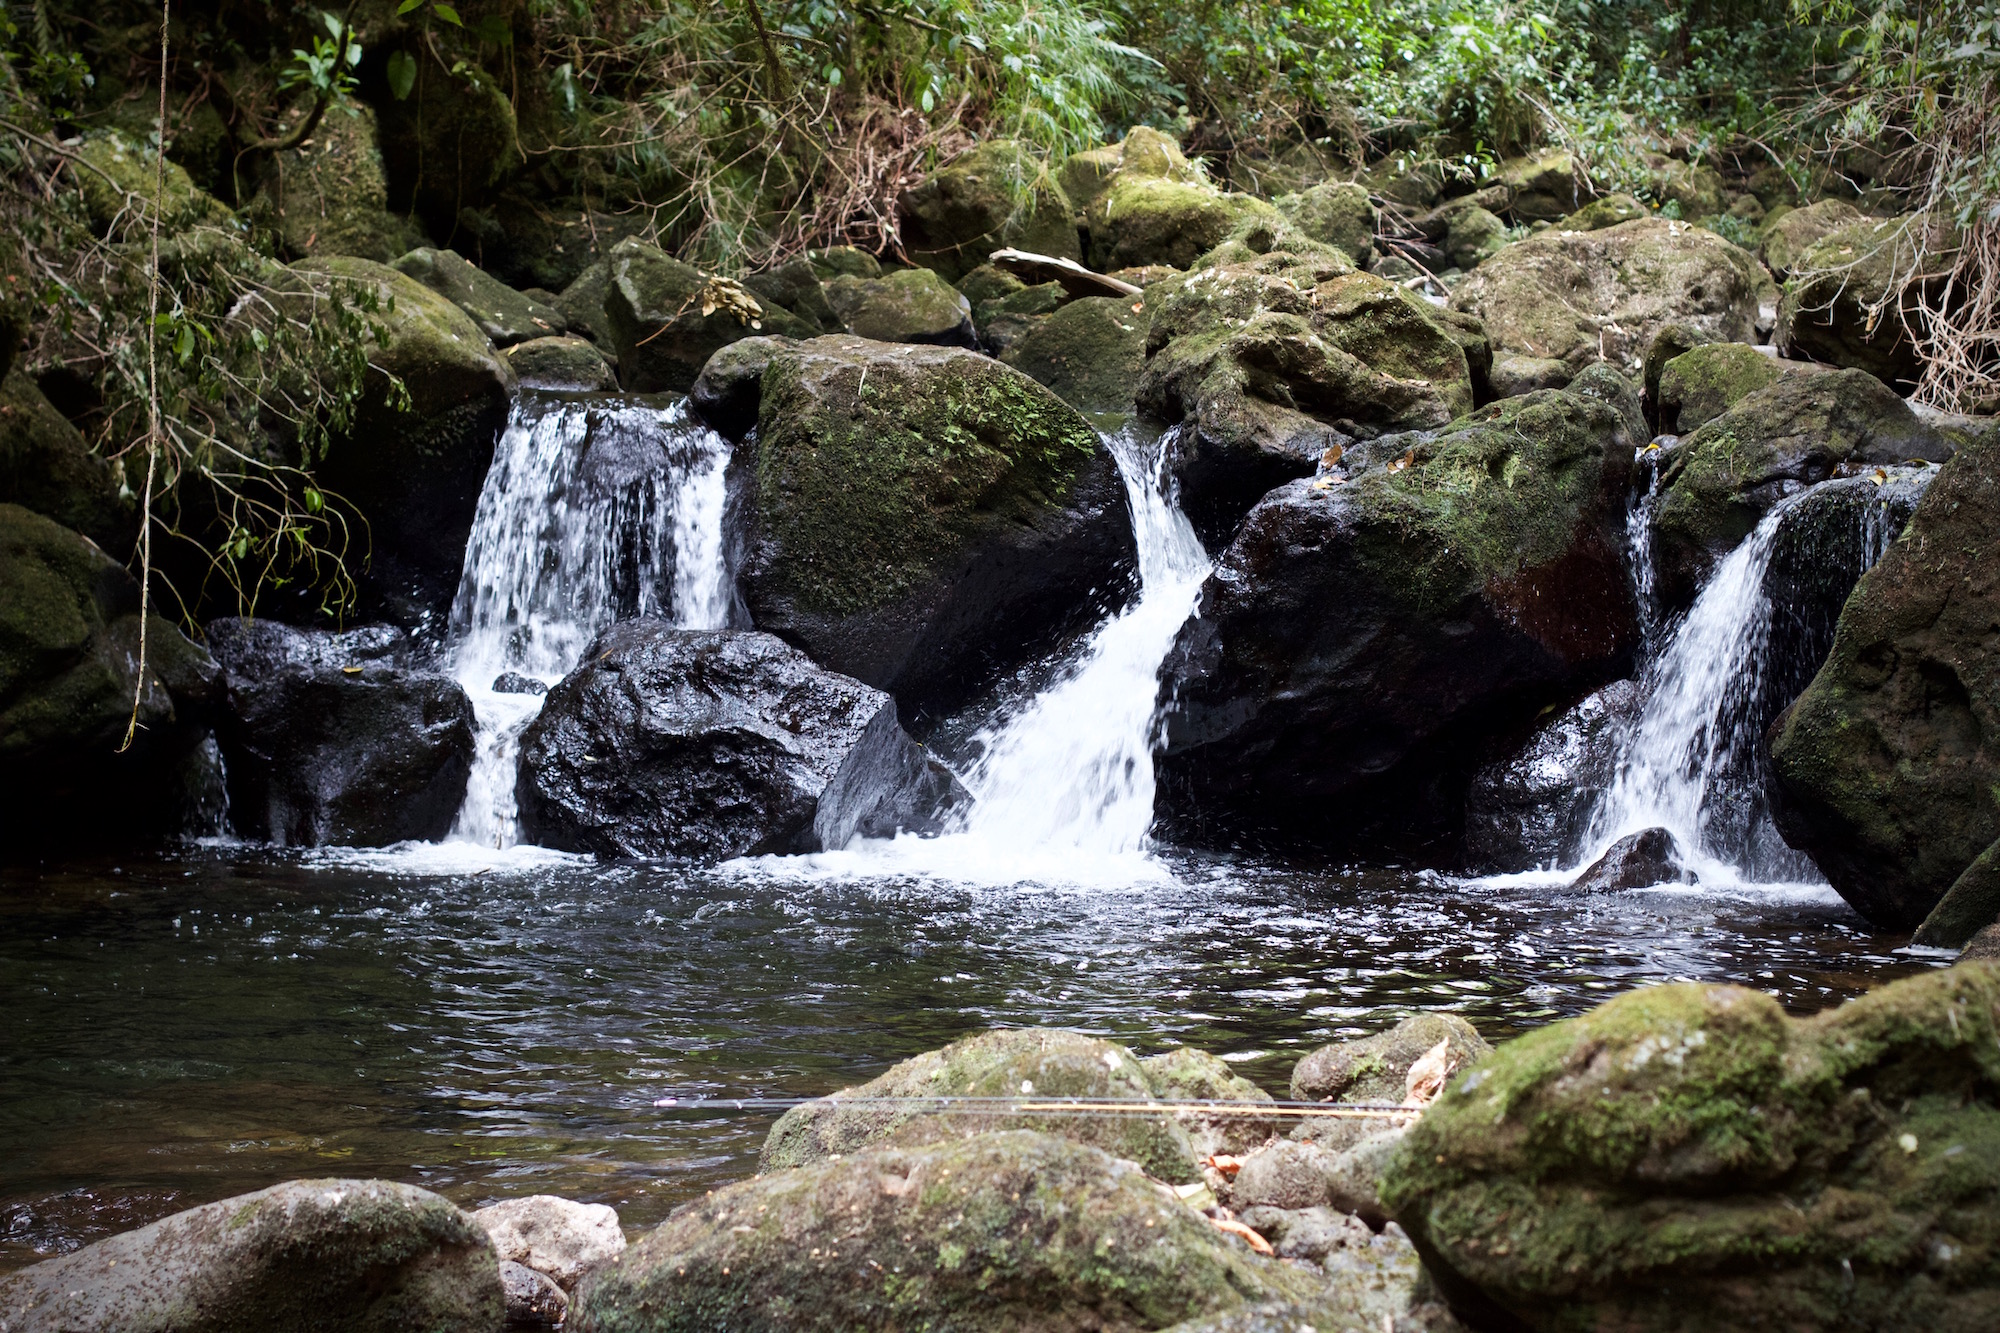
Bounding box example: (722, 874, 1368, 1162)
(75, 130, 237, 237)
(1275, 182, 1377, 266)
(1769, 431, 2000, 929)
(0, 1177, 501, 1331)
(1292, 1016, 1492, 1104)
(1000, 294, 1148, 414)
(1153, 388, 1642, 850)
(246, 103, 420, 263)
(504, 336, 616, 391)
(606, 238, 813, 394)
(1493, 151, 1585, 222)
(955, 264, 1064, 352)
(1777, 213, 1958, 389)
(555, 259, 614, 347)
(393, 246, 566, 347)
(762, 1027, 1202, 1182)
(373, 62, 519, 234)
(736, 335, 1136, 725)
(1644, 158, 1727, 218)
(451, 196, 648, 294)
(742, 256, 843, 335)
(1090, 176, 1284, 272)
(1557, 193, 1648, 232)
(1429, 203, 1508, 272)
(577, 1131, 1337, 1333)
(1654, 341, 1808, 435)
(0, 368, 130, 555)
(899, 139, 1082, 282)
(689, 335, 796, 439)
(1381, 967, 2000, 1332)
(1139, 1047, 1285, 1160)
(1640, 320, 1717, 405)
(1913, 839, 2000, 951)
(1758, 199, 1865, 278)
(823, 267, 977, 347)
(1450, 218, 1767, 385)
(805, 246, 882, 280)
(1649, 368, 1948, 610)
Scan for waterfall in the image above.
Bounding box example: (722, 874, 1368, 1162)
(447, 392, 733, 847)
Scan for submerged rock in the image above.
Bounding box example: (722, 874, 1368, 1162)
(1463, 678, 1642, 873)
(573, 1130, 1334, 1333)
(474, 1195, 625, 1290)
(0, 1178, 500, 1332)
(1381, 966, 2000, 1331)
(393, 247, 567, 347)
(823, 267, 977, 347)
(1565, 826, 1691, 892)
(206, 618, 474, 847)
(899, 139, 1082, 281)
(516, 623, 965, 861)
(1154, 388, 1640, 852)
(1770, 433, 2000, 928)
(724, 335, 1136, 728)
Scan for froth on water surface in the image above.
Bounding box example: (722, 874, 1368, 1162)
(0, 844, 1942, 1272)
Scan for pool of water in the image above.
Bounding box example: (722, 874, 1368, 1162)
(0, 839, 1941, 1273)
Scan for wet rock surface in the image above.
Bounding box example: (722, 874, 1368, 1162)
(517, 623, 964, 861)
(206, 617, 474, 847)
(500, 1260, 568, 1325)
(0, 367, 131, 555)
(1463, 678, 1642, 873)
(606, 238, 812, 394)
(1565, 826, 1690, 892)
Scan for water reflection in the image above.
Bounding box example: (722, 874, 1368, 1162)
(0, 845, 1939, 1271)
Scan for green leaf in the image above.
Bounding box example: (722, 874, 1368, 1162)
(303, 487, 324, 514)
(397, 0, 424, 13)
(432, 3, 463, 26)
(387, 49, 417, 100)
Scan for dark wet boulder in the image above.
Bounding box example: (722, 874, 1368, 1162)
(1769, 434, 2000, 928)
(1759, 197, 1865, 279)
(1464, 678, 1642, 873)
(504, 336, 617, 391)
(0, 367, 130, 554)
(1292, 1014, 1491, 1105)
(1381, 967, 2000, 1332)
(516, 623, 965, 861)
(0, 504, 220, 851)
(1778, 213, 1958, 388)
(393, 247, 567, 347)
(1154, 388, 1640, 852)
(823, 267, 977, 347)
(501, 1260, 568, 1326)
(1137, 254, 1476, 546)
(373, 62, 518, 234)
(1274, 181, 1377, 266)
(0, 1177, 500, 1332)
(1000, 294, 1149, 413)
(1650, 368, 1949, 611)
(206, 618, 473, 847)
(289, 257, 514, 626)
(742, 256, 843, 335)
(1450, 218, 1766, 395)
(724, 335, 1136, 728)
(554, 260, 615, 347)
(899, 139, 1082, 281)
(1566, 826, 1690, 892)
(606, 238, 813, 394)
(1912, 839, 2000, 951)
(764, 1026, 1202, 1182)
(688, 335, 795, 439)
(574, 1130, 1334, 1333)
(1080, 129, 1285, 272)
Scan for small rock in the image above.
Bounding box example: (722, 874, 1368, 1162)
(1568, 827, 1691, 892)
(823, 267, 978, 347)
(1323, 1128, 1405, 1226)
(394, 246, 568, 347)
(504, 336, 618, 391)
(1960, 923, 2000, 961)
(490, 672, 548, 696)
(1291, 1015, 1491, 1105)
(500, 1259, 569, 1325)
(1236, 1204, 1375, 1262)
(474, 1195, 626, 1290)
(1230, 1139, 1336, 1210)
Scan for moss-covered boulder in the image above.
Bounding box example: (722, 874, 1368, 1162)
(727, 335, 1136, 726)
(504, 335, 617, 391)
(1653, 341, 1832, 435)
(575, 1131, 1336, 1333)
(1381, 967, 2000, 1331)
(824, 267, 977, 347)
(1556, 193, 1648, 232)
(1292, 1015, 1492, 1104)
(1137, 252, 1477, 545)
(0, 368, 130, 554)
(1139, 1047, 1285, 1159)
(1275, 181, 1377, 266)
(1644, 158, 1727, 220)
(74, 130, 237, 237)
(373, 62, 518, 236)
(1493, 151, 1586, 222)
(290, 256, 514, 623)
(451, 196, 649, 295)
(956, 263, 1066, 353)
(743, 256, 844, 335)
(1913, 840, 2000, 951)
(1154, 387, 1641, 851)
(1777, 213, 1959, 388)
(554, 258, 614, 347)
(807, 246, 883, 280)
(1759, 197, 1865, 278)
(247, 103, 420, 262)
(393, 246, 566, 347)
(606, 238, 814, 394)
(0, 1177, 501, 1331)
(763, 1027, 1201, 1182)
(1082, 129, 1286, 271)
(0, 504, 219, 852)
(1649, 368, 1949, 610)
(1769, 432, 2000, 928)
(1000, 294, 1149, 414)
(1424, 201, 1509, 272)
(899, 139, 1082, 281)
(1450, 218, 1767, 389)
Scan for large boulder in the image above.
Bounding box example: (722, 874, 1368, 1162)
(1777, 213, 1959, 389)
(0, 367, 130, 554)
(1649, 368, 1949, 610)
(503, 335, 617, 392)
(516, 623, 965, 860)
(573, 1131, 1336, 1333)
(1492, 151, 1586, 222)
(1136, 252, 1477, 546)
(1274, 181, 1377, 266)
(1556, 193, 1648, 232)
(1154, 387, 1640, 851)
(1380, 967, 2000, 1332)
(392, 247, 566, 347)
(1652, 340, 1828, 435)
(373, 62, 518, 235)
(1769, 433, 2000, 928)
(724, 335, 1137, 728)
(1450, 218, 1766, 395)
(605, 238, 813, 394)
(247, 102, 419, 262)
(0, 504, 220, 852)
(0, 1178, 501, 1332)
(823, 267, 977, 347)
(999, 293, 1150, 414)
(898, 139, 1082, 281)
(1081, 129, 1285, 271)
(289, 256, 514, 625)
(1463, 678, 1643, 873)
(74, 130, 236, 237)
(1759, 197, 1865, 279)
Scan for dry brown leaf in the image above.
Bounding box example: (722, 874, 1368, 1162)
(1207, 1216, 1275, 1255)
(1321, 443, 1345, 469)
(1201, 1154, 1243, 1178)
(1403, 1037, 1456, 1107)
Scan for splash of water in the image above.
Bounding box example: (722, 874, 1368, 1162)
(447, 393, 733, 847)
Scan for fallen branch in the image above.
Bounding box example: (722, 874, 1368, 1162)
(989, 247, 1143, 299)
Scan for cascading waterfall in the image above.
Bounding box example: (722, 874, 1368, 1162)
(447, 392, 733, 847)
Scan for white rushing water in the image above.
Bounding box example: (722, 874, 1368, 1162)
(447, 393, 733, 847)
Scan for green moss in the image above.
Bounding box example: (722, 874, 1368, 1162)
(900, 139, 1080, 281)
(1274, 182, 1376, 265)
(1000, 295, 1148, 414)
(1777, 213, 1959, 386)
(247, 104, 420, 263)
(0, 369, 130, 554)
(1558, 193, 1650, 232)
(1088, 175, 1283, 272)
(75, 130, 237, 237)
(1655, 341, 1785, 434)
(823, 267, 974, 344)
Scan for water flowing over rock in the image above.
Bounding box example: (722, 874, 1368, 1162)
(1770, 433, 2000, 927)
(1154, 387, 1639, 854)
(206, 618, 474, 847)
(1463, 679, 1642, 873)
(516, 623, 964, 861)
(1565, 826, 1690, 891)
(1380, 966, 2000, 1332)
(0, 1178, 501, 1333)
(725, 335, 1137, 729)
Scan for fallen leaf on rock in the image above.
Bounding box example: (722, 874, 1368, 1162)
(1386, 448, 1416, 475)
(1207, 1216, 1275, 1255)
(1403, 1038, 1456, 1107)
(1321, 444, 1345, 469)
(1202, 1154, 1243, 1178)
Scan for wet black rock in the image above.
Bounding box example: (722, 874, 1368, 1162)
(500, 1260, 568, 1326)
(1463, 679, 1642, 873)
(1566, 826, 1691, 892)
(516, 623, 966, 861)
(492, 672, 548, 696)
(206, 618, 474, 847)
